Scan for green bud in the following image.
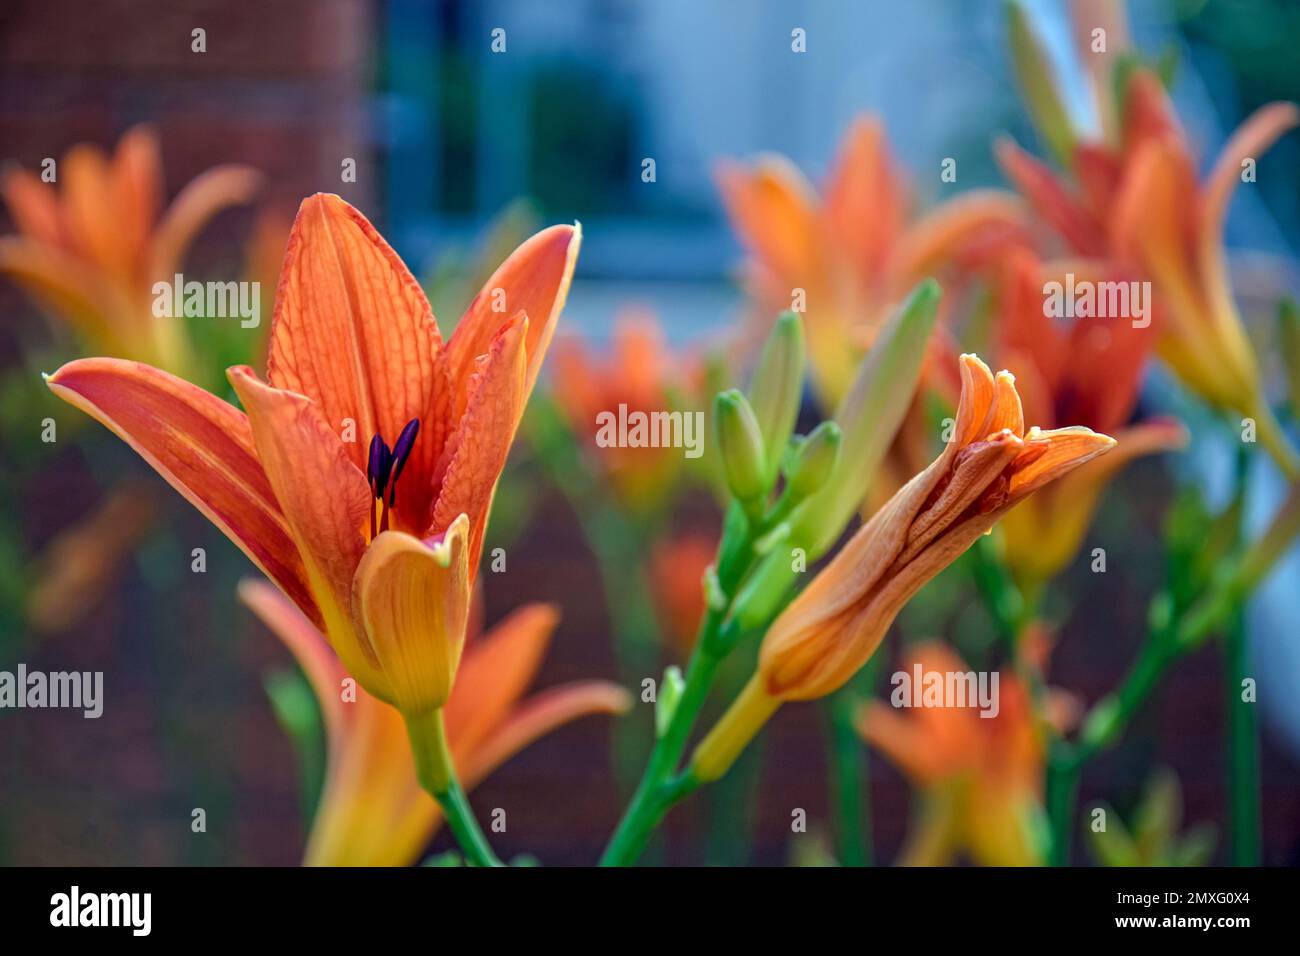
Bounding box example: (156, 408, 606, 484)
(747, 311, 805, 481)
(784, 421, 842, 501)
(656, 665, 685, 737)
(732, 546, 800, 633)
(791, 279, 940, 559)
(714, 389, 768, 505)
(1006, 0, 1076, 170)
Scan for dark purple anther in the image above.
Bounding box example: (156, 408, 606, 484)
(367, 433, 393, 499)
(387, 418, 420, 505)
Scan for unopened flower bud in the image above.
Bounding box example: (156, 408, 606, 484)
(715, 389, 768, 505)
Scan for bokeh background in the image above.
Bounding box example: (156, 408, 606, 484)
(2, 0, 1300, 865)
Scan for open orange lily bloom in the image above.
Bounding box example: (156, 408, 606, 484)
(857, 643, 1049, 866)
(47, 193, 581, 718)
(994, 252, 1186, 592)
(691, 354, 1113, 781)
(1, 124, 261, 378)
(998, 67, 1300, 475)
(718, 115, 1025, 410)
(241, 580, 628, 866)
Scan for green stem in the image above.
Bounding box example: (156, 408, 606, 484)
(601, 503, 764, 866)
(825, 688, 870, 867)
(406, 710, 503, 867)
(1224, 609, 1261, 865)
(1045, 741, 1080, 867)
(599, 637, 720, 866)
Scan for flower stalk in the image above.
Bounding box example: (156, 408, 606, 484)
(405, 709, 504, 867)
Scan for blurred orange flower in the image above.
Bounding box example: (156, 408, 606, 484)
(999, 64, 1299, 475)
(0, 124, 262, 378)
(241, 580, 629, 866)
(857, 643, 1048, 866)
(718, 115, 1025, 410)
(551, 311, 699, 512)
(48, 193, 581, 719)
(649, 531, 715, 658)
(994, 251, 1186, 592)
(26, 481, 157, 634)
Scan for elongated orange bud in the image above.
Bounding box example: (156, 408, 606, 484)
(759, 355, 1113, 701)
(692, 354, 1114, 783)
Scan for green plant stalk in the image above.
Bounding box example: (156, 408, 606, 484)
(406, 709, 503, 867)
(1045, 480, 1300, 864)
(1044, 738, 1080, 867)
(599, 632, 719, 866)
(600, 508, 760, 866)
(1224, 608, 1261, 865)
(825, 687, 871, 867)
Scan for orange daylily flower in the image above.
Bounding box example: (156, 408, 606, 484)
(649, 531, 715, 658)
(550, 311, 697, 511)
(691, 354, 1114, 780)
(240, 580, 629, 866)
(857, 643, 1048, 866)
(994, 251, 1186, 592)
(718, 115, 1025, 409)
(998, 65, 1300, 475)
(1, 124, 262, 379)
(47, 193, 581, 719)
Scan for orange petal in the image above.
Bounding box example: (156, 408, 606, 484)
(432, 314, 528, 571)
(1062, 303, 1155, 431)
(900, 433, 1023, 563)
(445, 222, 581, 402)
(110, 125, 164, 264)
(459, 680, 632, 788)
(239, 578, 348, 744)
(996, 251, 1069, 394)
(45, 358, 318, 624)
(822, 116, 905, 280)
(1121, 69, 1181, 154)
(227, 366, 371, 665)
(995, 137, 1105, 255)
(987, 370, 1025, 437)
(1009, 426, 1116, 498)
(63, 143, 130, 278)
(351, 516, 471, 716)
(304, 688, 434, 867)
(888, 190, 1027, 284)
(265, 193, 442, 487)
(953, 353, 998, 448)
(613, 312, 670, 408)
(1, 167, 65, 249)
(444, 603, 559, 759)
(148, 163, 263, 281)
(715, 156, 822, 287)
(0, 238, 135, 351)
